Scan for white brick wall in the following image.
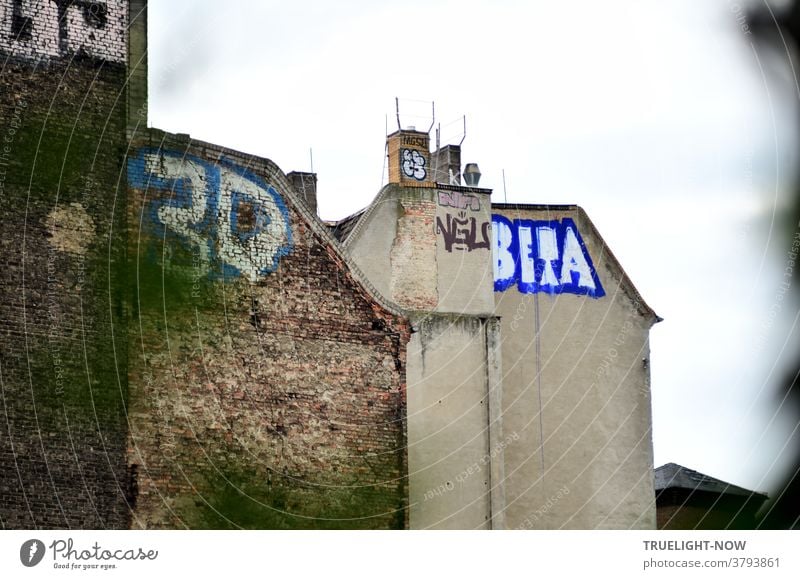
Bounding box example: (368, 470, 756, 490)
(0, 0, 126, 63)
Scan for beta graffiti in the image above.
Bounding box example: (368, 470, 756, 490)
(492, 215, 605, 297)
(128, 149, 293, 282)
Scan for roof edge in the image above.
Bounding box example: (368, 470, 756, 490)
(130, 128, 409, 321)
(340, 183, 397, 249)
(493, 202, 660, 324)
(575, 205, 660, 324)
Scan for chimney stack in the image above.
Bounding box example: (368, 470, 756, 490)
(430, 144, 461, 185)
(287, 171, 318, 214)
(387, 129, 432, 186)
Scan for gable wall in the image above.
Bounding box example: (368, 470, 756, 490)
(125, 132, 410, 528)
(493, 205, 656, 529)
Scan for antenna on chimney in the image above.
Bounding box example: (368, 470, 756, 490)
(459, 115, 466, 146)
(394, 97, 436, 134)
(434, 123, 441, 184)
(382, 114, 389, 187)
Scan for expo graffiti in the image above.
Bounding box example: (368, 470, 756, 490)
(127, 149, 293, 282)
(492, 215, 605, 297)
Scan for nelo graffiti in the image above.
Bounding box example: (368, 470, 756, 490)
(437, 190, 480, 211)
(436, 213, 490, 252)
(492, 215, 605, 297)
(128, 149, 293, 282)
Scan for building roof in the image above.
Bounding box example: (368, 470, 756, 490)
(328, 196, 661, 323)
(655, 463, 768, 500)
(326, 207, 366, 242)
(493, 202, 660, 323)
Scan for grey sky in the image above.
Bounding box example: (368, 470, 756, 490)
(147, 0, 799, 493)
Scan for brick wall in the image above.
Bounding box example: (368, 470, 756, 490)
(125, 132, 410, 529)
(0, 0, 130, 528)
(389, 197, 438, 310)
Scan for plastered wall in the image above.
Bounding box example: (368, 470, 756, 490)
(492, 206, 657, 529)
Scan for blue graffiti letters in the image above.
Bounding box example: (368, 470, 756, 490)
(128, 149, 293, 281)
(492, 215, 604, 297)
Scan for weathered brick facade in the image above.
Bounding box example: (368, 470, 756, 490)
(0, 2, 130, 528)
(125, 132, 410, 528)
(1, 1, 659, 531)
(1, 0, 410, 529)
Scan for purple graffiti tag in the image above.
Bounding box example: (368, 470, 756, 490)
(437, 190, 481, 211)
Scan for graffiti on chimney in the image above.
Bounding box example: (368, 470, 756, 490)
(437, 190, 480, 211)
(0, 0, 126, 63)
(401, 149, 427, 181)
(492, 215, 605, 297)
(128, 149, 293, 282)
(436, 212, 490, 252)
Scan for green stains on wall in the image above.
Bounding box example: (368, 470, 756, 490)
(184, 464, 403, 530)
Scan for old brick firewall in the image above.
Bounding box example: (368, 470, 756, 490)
(0, 55, 130, 528)
(126, 132, 410, 529)
(1, 0, 409, 530)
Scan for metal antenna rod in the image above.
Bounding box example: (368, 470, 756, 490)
(382, 115, 388, 187)
(434, 124, 441, 182)
(395, 97, 401, 131)
(459, 115, 466, 146)
(427, 101, 436, 133)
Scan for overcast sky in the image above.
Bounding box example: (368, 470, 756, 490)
(147, 0, 800, 493)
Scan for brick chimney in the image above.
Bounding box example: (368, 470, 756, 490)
(387, 129, 433, 186)
(287, 171, 318, 215)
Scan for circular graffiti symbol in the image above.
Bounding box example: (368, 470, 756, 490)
(402, 149, 427, 181)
